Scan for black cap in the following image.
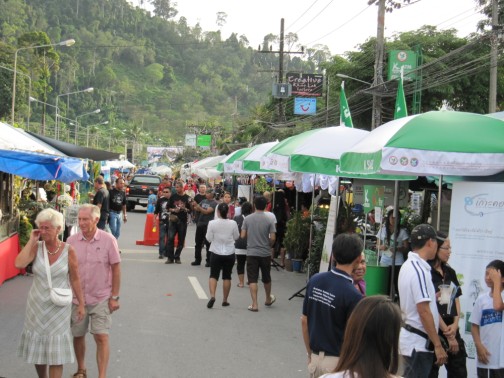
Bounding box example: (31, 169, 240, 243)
(410, 224, 437, 241)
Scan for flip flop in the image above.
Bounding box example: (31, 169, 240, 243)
(222, 301, 230, 307)
(265, 294, 276, 307)
(207, 297, 215, 309)
(247, 305, 258, 312)
(237, 283, 244, 288)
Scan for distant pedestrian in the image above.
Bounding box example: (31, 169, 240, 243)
(92, 176, 109, 230)
(108, 178, 127, 240)
(191, 189, 218, 266)
(205, 203, 239, 308)
(234, 201, 253, 288)
(301, 233, 364, 377)
(154, 188, 171, 259)
(241, 196, 276, 312)
(165, 181, 192, 264)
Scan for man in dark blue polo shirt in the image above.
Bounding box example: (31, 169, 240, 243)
(301, 233, 364, 378)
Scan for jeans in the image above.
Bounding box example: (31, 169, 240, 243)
(159, 222, 169, 257)
(194, 224, 210, 263)
(403, 350, 434, 378)
(167, 220, 187, 260)
(109, 211, 122, 239)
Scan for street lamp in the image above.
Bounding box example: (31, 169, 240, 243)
(11, 38, 75, 125)
(336, 73, 372, 86)
(29, 97, 60, 135)
(86, 119, 107, 147)
(55, 86, 94, 140)
(56, 114, 76, 142)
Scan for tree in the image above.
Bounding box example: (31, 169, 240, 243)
(367, 0, 418, 12)
(150, 0, 178, 20)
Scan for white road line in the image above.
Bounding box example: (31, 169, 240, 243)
(188, 276, 208, 300)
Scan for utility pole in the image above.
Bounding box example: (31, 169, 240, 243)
(372, 0, 386, 129)
(258, 18, 303, 123)
(489, 0, 499, 113)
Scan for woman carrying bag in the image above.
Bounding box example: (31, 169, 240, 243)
(15, 208, 85, 378)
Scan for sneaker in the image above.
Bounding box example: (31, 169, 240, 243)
(165, 259, 174, 264)
(175, 259, 181, 264)
(191, 261, 201, 266)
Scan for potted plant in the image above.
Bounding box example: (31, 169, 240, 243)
(284, 211, 311, 272)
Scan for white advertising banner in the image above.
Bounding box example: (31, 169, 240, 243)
(319, 195, 338, 273)
(449, 181, 504, 376)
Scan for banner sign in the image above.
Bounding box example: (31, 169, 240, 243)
(362, 185, 385, 213)
(449, 181, 504, 374)
(197, 135, 211, 147)
(185, 134, 196, 147)
(294, 98, 317, 115)
(388, 50, 417, 81)
(286, 72, 324, 97)
(319, 195, 339, 273)
(146, 146, 183, 163)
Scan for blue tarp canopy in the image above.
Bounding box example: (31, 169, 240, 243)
(0, 122, 89, 183)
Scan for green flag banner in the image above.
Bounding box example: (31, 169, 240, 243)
(394, 72, 408, 119)
(340, 82, 353, 128)
(362, 185, 385, 213)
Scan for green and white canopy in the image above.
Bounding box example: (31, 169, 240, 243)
(340, 111, 504, 177)
(237, 141, 279, 173)
(260, 126, 414, 180)
(216, 148, 251, 174)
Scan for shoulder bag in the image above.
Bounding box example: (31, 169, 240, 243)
(43, 243, 73, 307)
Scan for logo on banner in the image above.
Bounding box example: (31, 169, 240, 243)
(463, 193, 504, 216)
(294, 98, 317, 115)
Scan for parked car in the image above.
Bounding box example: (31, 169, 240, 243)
(125, 174, 161, 211)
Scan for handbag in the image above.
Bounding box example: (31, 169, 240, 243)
(43, 242, 73, 307)
(169, 213, 179, 223)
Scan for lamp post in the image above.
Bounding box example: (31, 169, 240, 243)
(336, 73, 372, 86)
(29, 97, 60, 135)
(109, 127, 125, 150)
(55, 86, 94, 140)
(86, 119, 107, 147)
(56, 114, 77, 142)
(11, 38, 75, 125)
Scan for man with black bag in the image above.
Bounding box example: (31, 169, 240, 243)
(399, 224, 448, 378)
(154, 188, 171, 259)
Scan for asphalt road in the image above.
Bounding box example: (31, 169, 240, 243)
(0, 206, 310, 378)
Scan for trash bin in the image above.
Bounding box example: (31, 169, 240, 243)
(364, 265, 390, 296)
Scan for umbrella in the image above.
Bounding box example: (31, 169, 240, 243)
(216, 148, 252, 174)
(237, 141, 280, 173)
(340, 111, 504, 177)
(260, 126, 414, 180)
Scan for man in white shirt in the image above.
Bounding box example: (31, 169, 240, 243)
(399, 224, 448, 378)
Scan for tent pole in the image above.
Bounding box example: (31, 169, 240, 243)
(389, 180, 400, 301)
(436, 175, 443, 230)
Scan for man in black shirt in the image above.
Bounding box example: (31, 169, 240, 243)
(92, 176, 109, 230)
(166, 181, 192, 264)
(108, 178, 127, 240)
(192, 184, 207, 223)
(154, 188, 171, 259)
(191, 189, 217, 266)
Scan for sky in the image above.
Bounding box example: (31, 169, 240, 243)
(129, 0, 486, 55)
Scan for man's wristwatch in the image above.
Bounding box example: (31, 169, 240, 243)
(110, 296, 120, 300)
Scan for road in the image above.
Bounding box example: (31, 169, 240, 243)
(0, 206, 309, 378)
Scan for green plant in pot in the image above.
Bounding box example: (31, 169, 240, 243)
(284, 211, 311, 271)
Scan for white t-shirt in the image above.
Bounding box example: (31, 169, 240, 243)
(470, 290, 504, 369)
(378, 227, 409, 266)
(398, 252, 439, 356)
(206, 218, 239, 256)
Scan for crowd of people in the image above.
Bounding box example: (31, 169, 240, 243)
(13, 172, 504, 378)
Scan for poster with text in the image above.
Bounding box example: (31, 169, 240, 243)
(319, 195, 338, 274)
(449, 181, 504, 375)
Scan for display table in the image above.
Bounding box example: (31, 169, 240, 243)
(364, 265, 390, 296)
(0, 233, 21, 286)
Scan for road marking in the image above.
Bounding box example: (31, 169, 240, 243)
(188, 276, 208, 299)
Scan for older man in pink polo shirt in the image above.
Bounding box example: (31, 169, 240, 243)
(67, 204, 121, 378)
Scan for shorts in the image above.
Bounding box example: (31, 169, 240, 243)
(71, 300, 112, 336)
(209, 253, 235, 280)
(246, 255, 271, 284)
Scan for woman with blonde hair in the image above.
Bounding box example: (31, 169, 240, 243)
(16, 208, 85, 378)
(321, 295, 402, 378)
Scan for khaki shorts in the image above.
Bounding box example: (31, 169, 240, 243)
(71, 300, 112, 336)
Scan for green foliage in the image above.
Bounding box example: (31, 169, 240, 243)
(284, 211, 311, 260)
(19, 215, 32, 248)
